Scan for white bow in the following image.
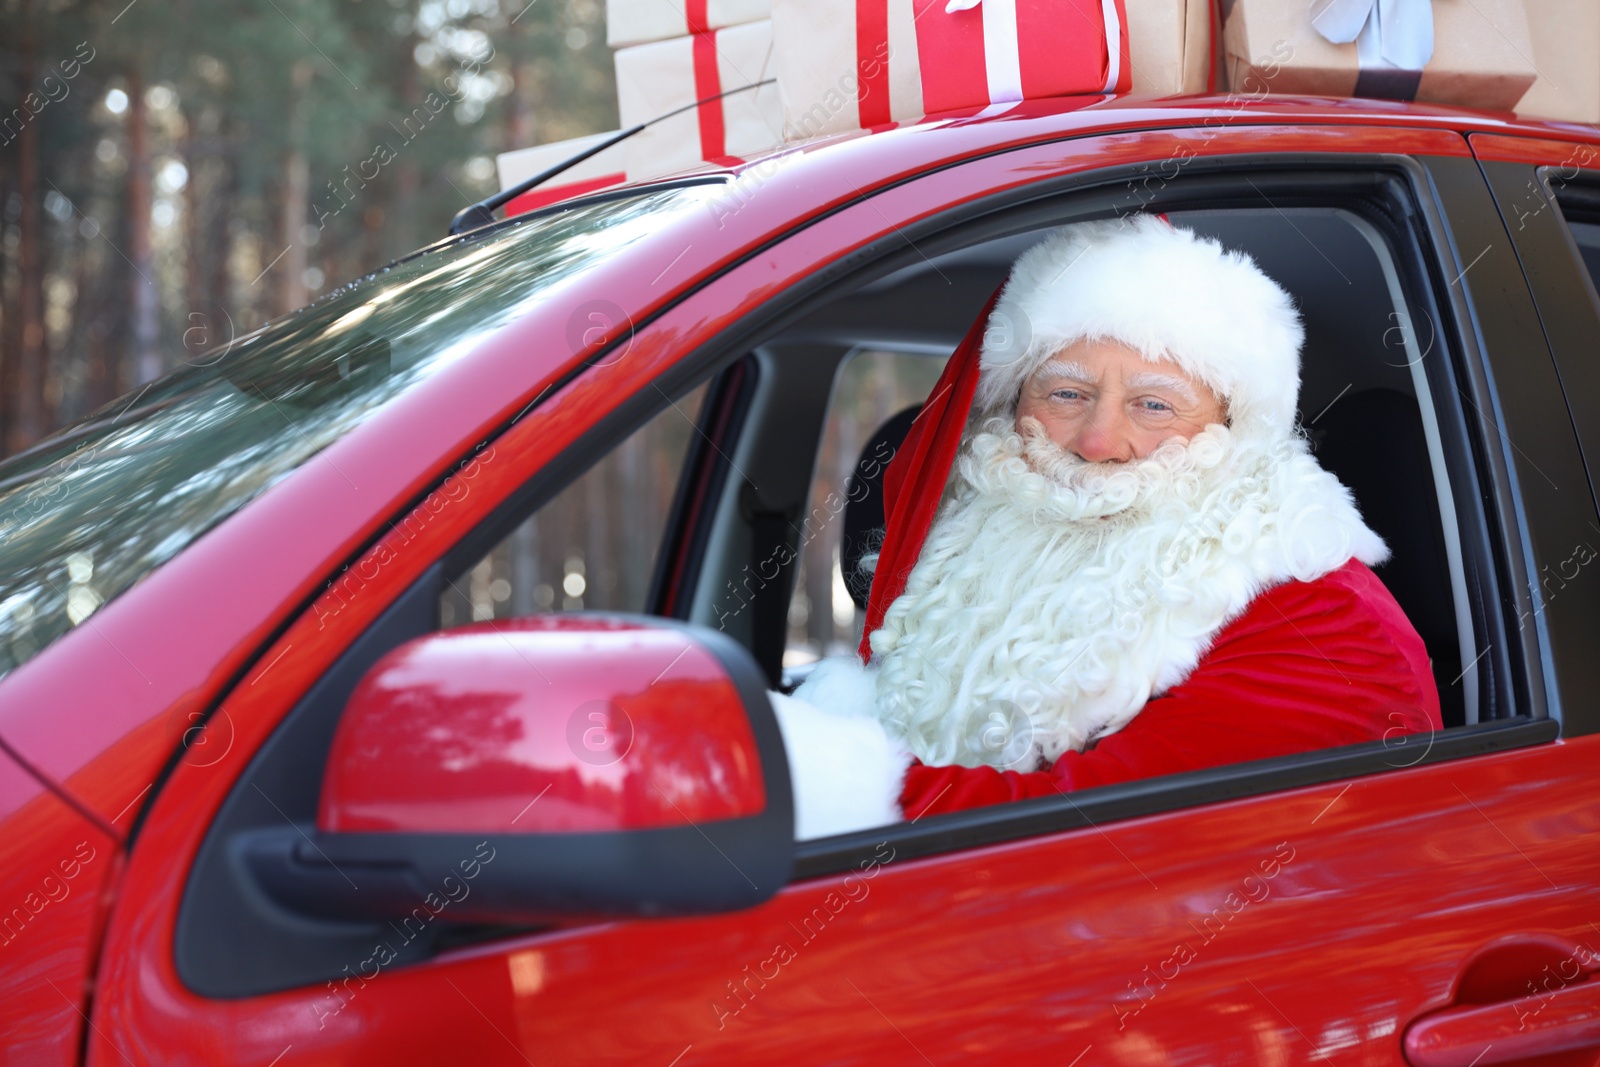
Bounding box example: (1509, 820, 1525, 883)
(1311, 0, 1434, 71)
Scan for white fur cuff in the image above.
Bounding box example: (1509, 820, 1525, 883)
(769, 689, 912, 841)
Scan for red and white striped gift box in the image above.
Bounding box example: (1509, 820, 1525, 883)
(614, 20, 785, 180)
(911, 0, 1131, 116)
(773, 0, 1130, 139)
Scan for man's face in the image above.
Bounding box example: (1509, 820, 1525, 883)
(1014, 338, 1226, 463)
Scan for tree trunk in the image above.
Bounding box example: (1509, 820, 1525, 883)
(0, 166, 15, 453)
(511, 517, 540, 616)
(506, 18, 535, 152)
(209, 116, 238, 333)
(276, 155, 308, 315)
(182, 110, 207, 360)
(276, 62, 313, 316)
(62, 216, 95, 420)
(388, 38, 421, 261)
(127, 66, 161, 384)
(13, 59, 46, 451)
(81, 250, 119, 413)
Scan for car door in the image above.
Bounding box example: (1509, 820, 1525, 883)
(92, 119, 1600, 1066)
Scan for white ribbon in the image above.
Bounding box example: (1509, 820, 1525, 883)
(1097, 0, 1121, 94)
(943, 0, 1123, 102)
(1310, 0, 1434, 71)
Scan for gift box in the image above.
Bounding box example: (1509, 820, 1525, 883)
(1224, 0, 1537, 111)
(772, 0, 1132, 140)
(770, 0, 922, 138)
(1514, 0, 1600, 123)
(614, 20, 785, 180)
(913, 0, 1131, 114)
(606, 0, 771, 49)
(1126, 0, 1216, 95)
(496, 132, 629, 216)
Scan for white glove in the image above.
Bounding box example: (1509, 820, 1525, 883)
(770, 657, 912, 841)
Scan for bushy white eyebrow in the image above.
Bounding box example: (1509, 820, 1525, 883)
(1030, 359, 1097, 385)
(1126, 371, 1198, 404)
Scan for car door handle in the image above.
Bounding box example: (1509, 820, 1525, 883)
(1404, 979, 1600, 1066)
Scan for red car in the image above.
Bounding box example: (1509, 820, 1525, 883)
(4, 95, 1600, 1066)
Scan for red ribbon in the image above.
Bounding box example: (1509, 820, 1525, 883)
(691, 31, 741, 166)
(852, 0, 1131, 118)
(854, 0, 892, 127)
(685, 0, 710, 34)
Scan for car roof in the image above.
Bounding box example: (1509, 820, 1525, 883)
(590, 92, 1600, 199)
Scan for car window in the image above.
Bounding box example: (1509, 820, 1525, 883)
(0, 184, 724, 680)
(728, 200, 1502, 769)
(785, 349, 944, 665)
(439, 383, 710, 626)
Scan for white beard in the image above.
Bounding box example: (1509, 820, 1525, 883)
(861, 415, 1388, 770)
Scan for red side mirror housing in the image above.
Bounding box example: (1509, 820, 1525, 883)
(249, 615, 792, 923)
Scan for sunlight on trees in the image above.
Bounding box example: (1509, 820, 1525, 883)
(0, 0, 618, 455)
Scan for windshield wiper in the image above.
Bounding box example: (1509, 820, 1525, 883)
(450, 79, 778, 236)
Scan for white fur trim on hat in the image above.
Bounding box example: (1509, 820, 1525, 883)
(977, 216, 1305, 438)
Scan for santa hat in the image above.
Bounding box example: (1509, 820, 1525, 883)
(976, 215, 1304, 439)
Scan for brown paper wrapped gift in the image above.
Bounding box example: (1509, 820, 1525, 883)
(1224, 0, 1537, 111)
(1128, 0, 1216, 95)
(1514, 0, 1600, 123)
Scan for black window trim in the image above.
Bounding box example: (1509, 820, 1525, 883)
(1443, 154, 1600, 739)
(795, 717, 1558, 878)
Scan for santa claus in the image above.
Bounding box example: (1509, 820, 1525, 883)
(771, 214, 1442, 840)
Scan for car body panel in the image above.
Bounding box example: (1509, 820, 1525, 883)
(96, 738, 1600, 1065)
(0, 753, 117, 1066)
(1, 96, 1597, 1063)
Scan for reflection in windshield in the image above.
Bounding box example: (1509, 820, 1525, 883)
(0, 185, 723, 681)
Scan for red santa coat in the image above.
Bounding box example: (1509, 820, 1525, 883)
(898, 558, 1442, 818)
(860, 292, 1444, 821)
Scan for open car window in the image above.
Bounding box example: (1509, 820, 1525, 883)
(440, 383, 709, 627)
(706, 205, 1488, 745)
(783, 350, 945, 668)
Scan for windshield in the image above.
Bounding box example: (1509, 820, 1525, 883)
(0, 184, 723, 680)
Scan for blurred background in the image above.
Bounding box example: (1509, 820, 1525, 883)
(0, 0, 933, 662)
(0, 0, 615, 458)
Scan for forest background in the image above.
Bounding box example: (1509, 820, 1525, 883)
(0, 0, 617, 457)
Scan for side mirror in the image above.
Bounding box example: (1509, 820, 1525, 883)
(245, 614, 793, 924)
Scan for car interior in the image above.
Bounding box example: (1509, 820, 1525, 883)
(185, 179, 1517, 998)
(657, 207, 1483, 729)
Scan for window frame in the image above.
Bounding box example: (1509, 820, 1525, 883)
(691, 153, 1557, 876)
(1467, 140, 1600, 740)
